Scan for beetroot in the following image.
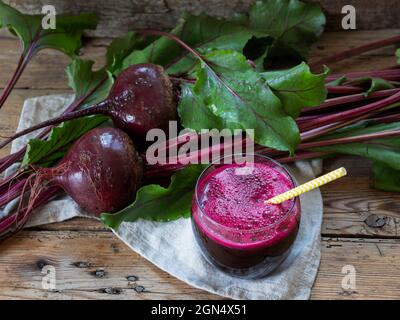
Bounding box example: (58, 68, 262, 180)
(38, 127, 143, 215)
(109, 64, 176, 141)
(0, 63, 176, 149)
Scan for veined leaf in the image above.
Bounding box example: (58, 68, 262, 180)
(22, 116, 108, 167)
(178, 50, 300, 153)
(119, 1, 326, 74)
(66, 59, 113, 108)
(105, 31, 142, 74)
(242, 0, 326, 60)
(101, 164, 207, 229)
(0, 1, 98, 56)
(261, 62, 327, 118)
(121, 13, 269, 75)
(309, 120, 400, 193)
(178, 84, 224, 130)
(67, 32, 145, 107)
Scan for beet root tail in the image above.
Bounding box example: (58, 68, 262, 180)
(0, 163, 68, 241)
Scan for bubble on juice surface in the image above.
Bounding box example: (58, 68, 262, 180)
(199, 162, 294, 231)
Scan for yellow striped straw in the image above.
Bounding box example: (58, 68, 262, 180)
(266, 167, 347, 204)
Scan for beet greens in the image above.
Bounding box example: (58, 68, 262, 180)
(0, 1, 98, 110)
(1, 0, 400, 236)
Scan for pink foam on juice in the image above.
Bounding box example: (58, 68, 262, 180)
(194, 162, 299, 250)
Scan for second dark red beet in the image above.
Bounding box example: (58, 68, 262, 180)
(53, 127, 143, 216)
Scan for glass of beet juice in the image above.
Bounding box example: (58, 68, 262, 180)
(191, 154, 300, 278)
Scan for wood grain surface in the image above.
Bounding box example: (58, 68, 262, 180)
(0, 6, 399, 299)
(2, 0, 400, 37)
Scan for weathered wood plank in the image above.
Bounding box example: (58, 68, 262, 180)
(0, 230, 222, 300)
(308, 29, 399, 72)
(321, 157, 400, 238)
(322, 179, 400, 238)
(0, 230, 399, 299)
(312, 237, 400, 299)
(3, 0, 400, 37)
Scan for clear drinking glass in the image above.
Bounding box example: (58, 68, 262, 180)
(191, 154, 301, 278)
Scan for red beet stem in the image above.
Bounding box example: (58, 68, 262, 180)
(310, 35, 400, 70)
(0, 56, 27, 109)
(0, 36, 38, 110)
(368, 113, 400, 124)
(145, 125, 400, 177)
(0, 100, 109, 150)
(301, 88, 400, 115)
(326, 68, 400, 82)
(0, 76, 109, 174)
(298, 130, 400, 150)
(326, 85, 364, 95)
(276, 151, 330, 163)
(300, 91, 400, 131)
(138, 30, 205, 62)
(0, 178, 27, 208)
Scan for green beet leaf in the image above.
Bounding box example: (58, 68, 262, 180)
(372, 161, 400, 192)
(178, 84, 224, 130)
(365, 77, 395, 96)
(0, 1, 98, 56)
(101, 165, 207, 229)
(66, 58, 113, 108)
(105, 31, 142, 74)
(261, 62, 327, 118)
(178, 50, 302, 153)
(67, 32, 144, 107)
(120, 0, 326, 74)
(120, 13, 269, 75)
(244, 0, 326, 60)
(22, 115, 108, 167)
(326, 76, 347, 86)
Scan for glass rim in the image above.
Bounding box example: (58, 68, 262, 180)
(194, 153, 300, 233)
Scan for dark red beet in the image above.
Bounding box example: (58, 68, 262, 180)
(48, 127, 143, 215)
(109, 64, 176, 142)
(0, 63, 176, 149)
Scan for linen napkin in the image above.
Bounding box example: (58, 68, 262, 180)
(4, 95, 324, 300)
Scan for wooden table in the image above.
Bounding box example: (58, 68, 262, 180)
(0, 29, 399, 300)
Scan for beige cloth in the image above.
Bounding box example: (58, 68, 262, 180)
(4, 95, 324, 300)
